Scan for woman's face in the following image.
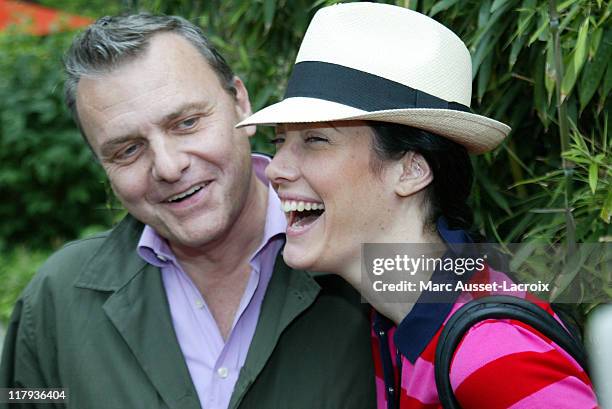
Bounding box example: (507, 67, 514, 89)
(266, 121, 397, 273)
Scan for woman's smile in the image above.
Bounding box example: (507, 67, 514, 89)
(280, 197, 326, 236)
(266, 121, 395, 273)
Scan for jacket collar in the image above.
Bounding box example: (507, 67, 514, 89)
(72, 215, 202, 408)
(387, 217, 477, 363)
(74, 214, 147, 291)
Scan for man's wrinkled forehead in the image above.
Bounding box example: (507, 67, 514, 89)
(76, 33, 195, 106)
(74, 33, 223, 148)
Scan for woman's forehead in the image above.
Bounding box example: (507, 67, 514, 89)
(276, 120, 371, 134)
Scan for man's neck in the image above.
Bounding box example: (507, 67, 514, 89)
(169, 173, 269, 339)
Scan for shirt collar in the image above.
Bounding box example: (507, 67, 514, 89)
(388, 217, 476, 363)
(137, 153, 286, 267)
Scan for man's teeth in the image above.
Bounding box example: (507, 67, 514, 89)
(167, 185, 203, 202)
(281, 200, 325, 213)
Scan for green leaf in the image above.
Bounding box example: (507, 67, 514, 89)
(472, 32, 493, 78)
(589, 162, 599, 194)
(476, 171, 513, 215)
(589, 27, 603, 59)
(579, 29, 612, 111)
(561, 18, 589, 102)
(478, 53, 493, 101)
(558, 0, 579, 12)
(558, 2, 581, 33)
(550, 245, 596, 301)
(603, 54, 612, 100)
(574, 18, 590, 69)
(263, 0, 277, 32)
(505, 213, 536, 242)
(601, 187, 612, 223)
(603, 113, 609, 153)
(509, 34, 527, 68)
(405, 0, 419, 11)
(509, 241, 539, 272)
(528, 9, 549, 46)
(516, 8, 535, 38)
(557, 0, 579, 13)
(534, 52, 550, 125)
(478, 0, 492, 28)
(518, 0, 536, 11)
(490, 0, 509, 13)
(471, 5, 510, 77)
(511, 170, 565, 188)
(429, 0, 461, 17)
(545, 38, 556, 103)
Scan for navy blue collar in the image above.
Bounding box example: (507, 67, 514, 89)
(375, 218, 476, 363)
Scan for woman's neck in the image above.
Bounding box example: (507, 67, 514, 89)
(340, 219, 444, 325)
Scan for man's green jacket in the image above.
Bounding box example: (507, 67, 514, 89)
(0, 216, 375, 408)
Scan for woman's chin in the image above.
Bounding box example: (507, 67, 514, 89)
(282, 244, 317, 271)
(283, 214, 327, 271)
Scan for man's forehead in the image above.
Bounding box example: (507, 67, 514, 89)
(79, 35, 198, 92)
(75, 33, 221, 115)
(74, 33, 225, 150)
(140, 32, 204, 66)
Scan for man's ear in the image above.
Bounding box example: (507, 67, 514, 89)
(233, 76, 256, 137)
(394, 152, 433, 197)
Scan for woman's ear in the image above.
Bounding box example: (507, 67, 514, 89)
(394, 152, 433, 197)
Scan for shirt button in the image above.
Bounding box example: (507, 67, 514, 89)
(217, 367, 229, 379)
(195, 300, 204, 309)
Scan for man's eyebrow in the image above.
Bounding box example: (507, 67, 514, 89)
(159, 102, 211, 124)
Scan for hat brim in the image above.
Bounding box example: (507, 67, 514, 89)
(237, 97, 510, 154)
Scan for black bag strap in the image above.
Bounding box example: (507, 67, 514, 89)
(434, 295, 588, 409)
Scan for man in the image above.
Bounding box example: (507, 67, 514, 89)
(0, 14, 375, 409)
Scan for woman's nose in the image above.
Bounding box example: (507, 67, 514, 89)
(265, 142, 300, 187)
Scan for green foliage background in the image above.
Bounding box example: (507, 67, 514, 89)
(0, 31, 115, 250)
(0, 0, 610, 323)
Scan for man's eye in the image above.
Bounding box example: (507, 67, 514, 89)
(175, 117, 199, 130)
(117, 143, 142, 160)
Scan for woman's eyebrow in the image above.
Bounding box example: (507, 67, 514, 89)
(322, 122, 340, 131)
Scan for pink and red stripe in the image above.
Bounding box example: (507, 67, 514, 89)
(372, 266, 598, 409)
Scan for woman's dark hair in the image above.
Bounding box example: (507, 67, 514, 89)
(368, 121, 474, 231)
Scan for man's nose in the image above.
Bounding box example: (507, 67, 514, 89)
(265, 143, 300, 187)
(151, 136, 189, 182)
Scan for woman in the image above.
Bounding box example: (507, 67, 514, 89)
(238, 3, 598, 408)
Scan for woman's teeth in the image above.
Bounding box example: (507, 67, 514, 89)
(281, 200, 325, 213)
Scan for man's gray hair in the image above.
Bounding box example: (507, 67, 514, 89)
(63, 13, 237, 141)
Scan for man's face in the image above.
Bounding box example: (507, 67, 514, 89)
(76, 33, 256, 251)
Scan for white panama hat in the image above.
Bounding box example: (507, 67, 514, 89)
(237, 2, 511, 153)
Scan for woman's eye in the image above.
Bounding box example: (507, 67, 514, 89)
(269, 137, 285, 146)
(305, 135, 328, 143)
